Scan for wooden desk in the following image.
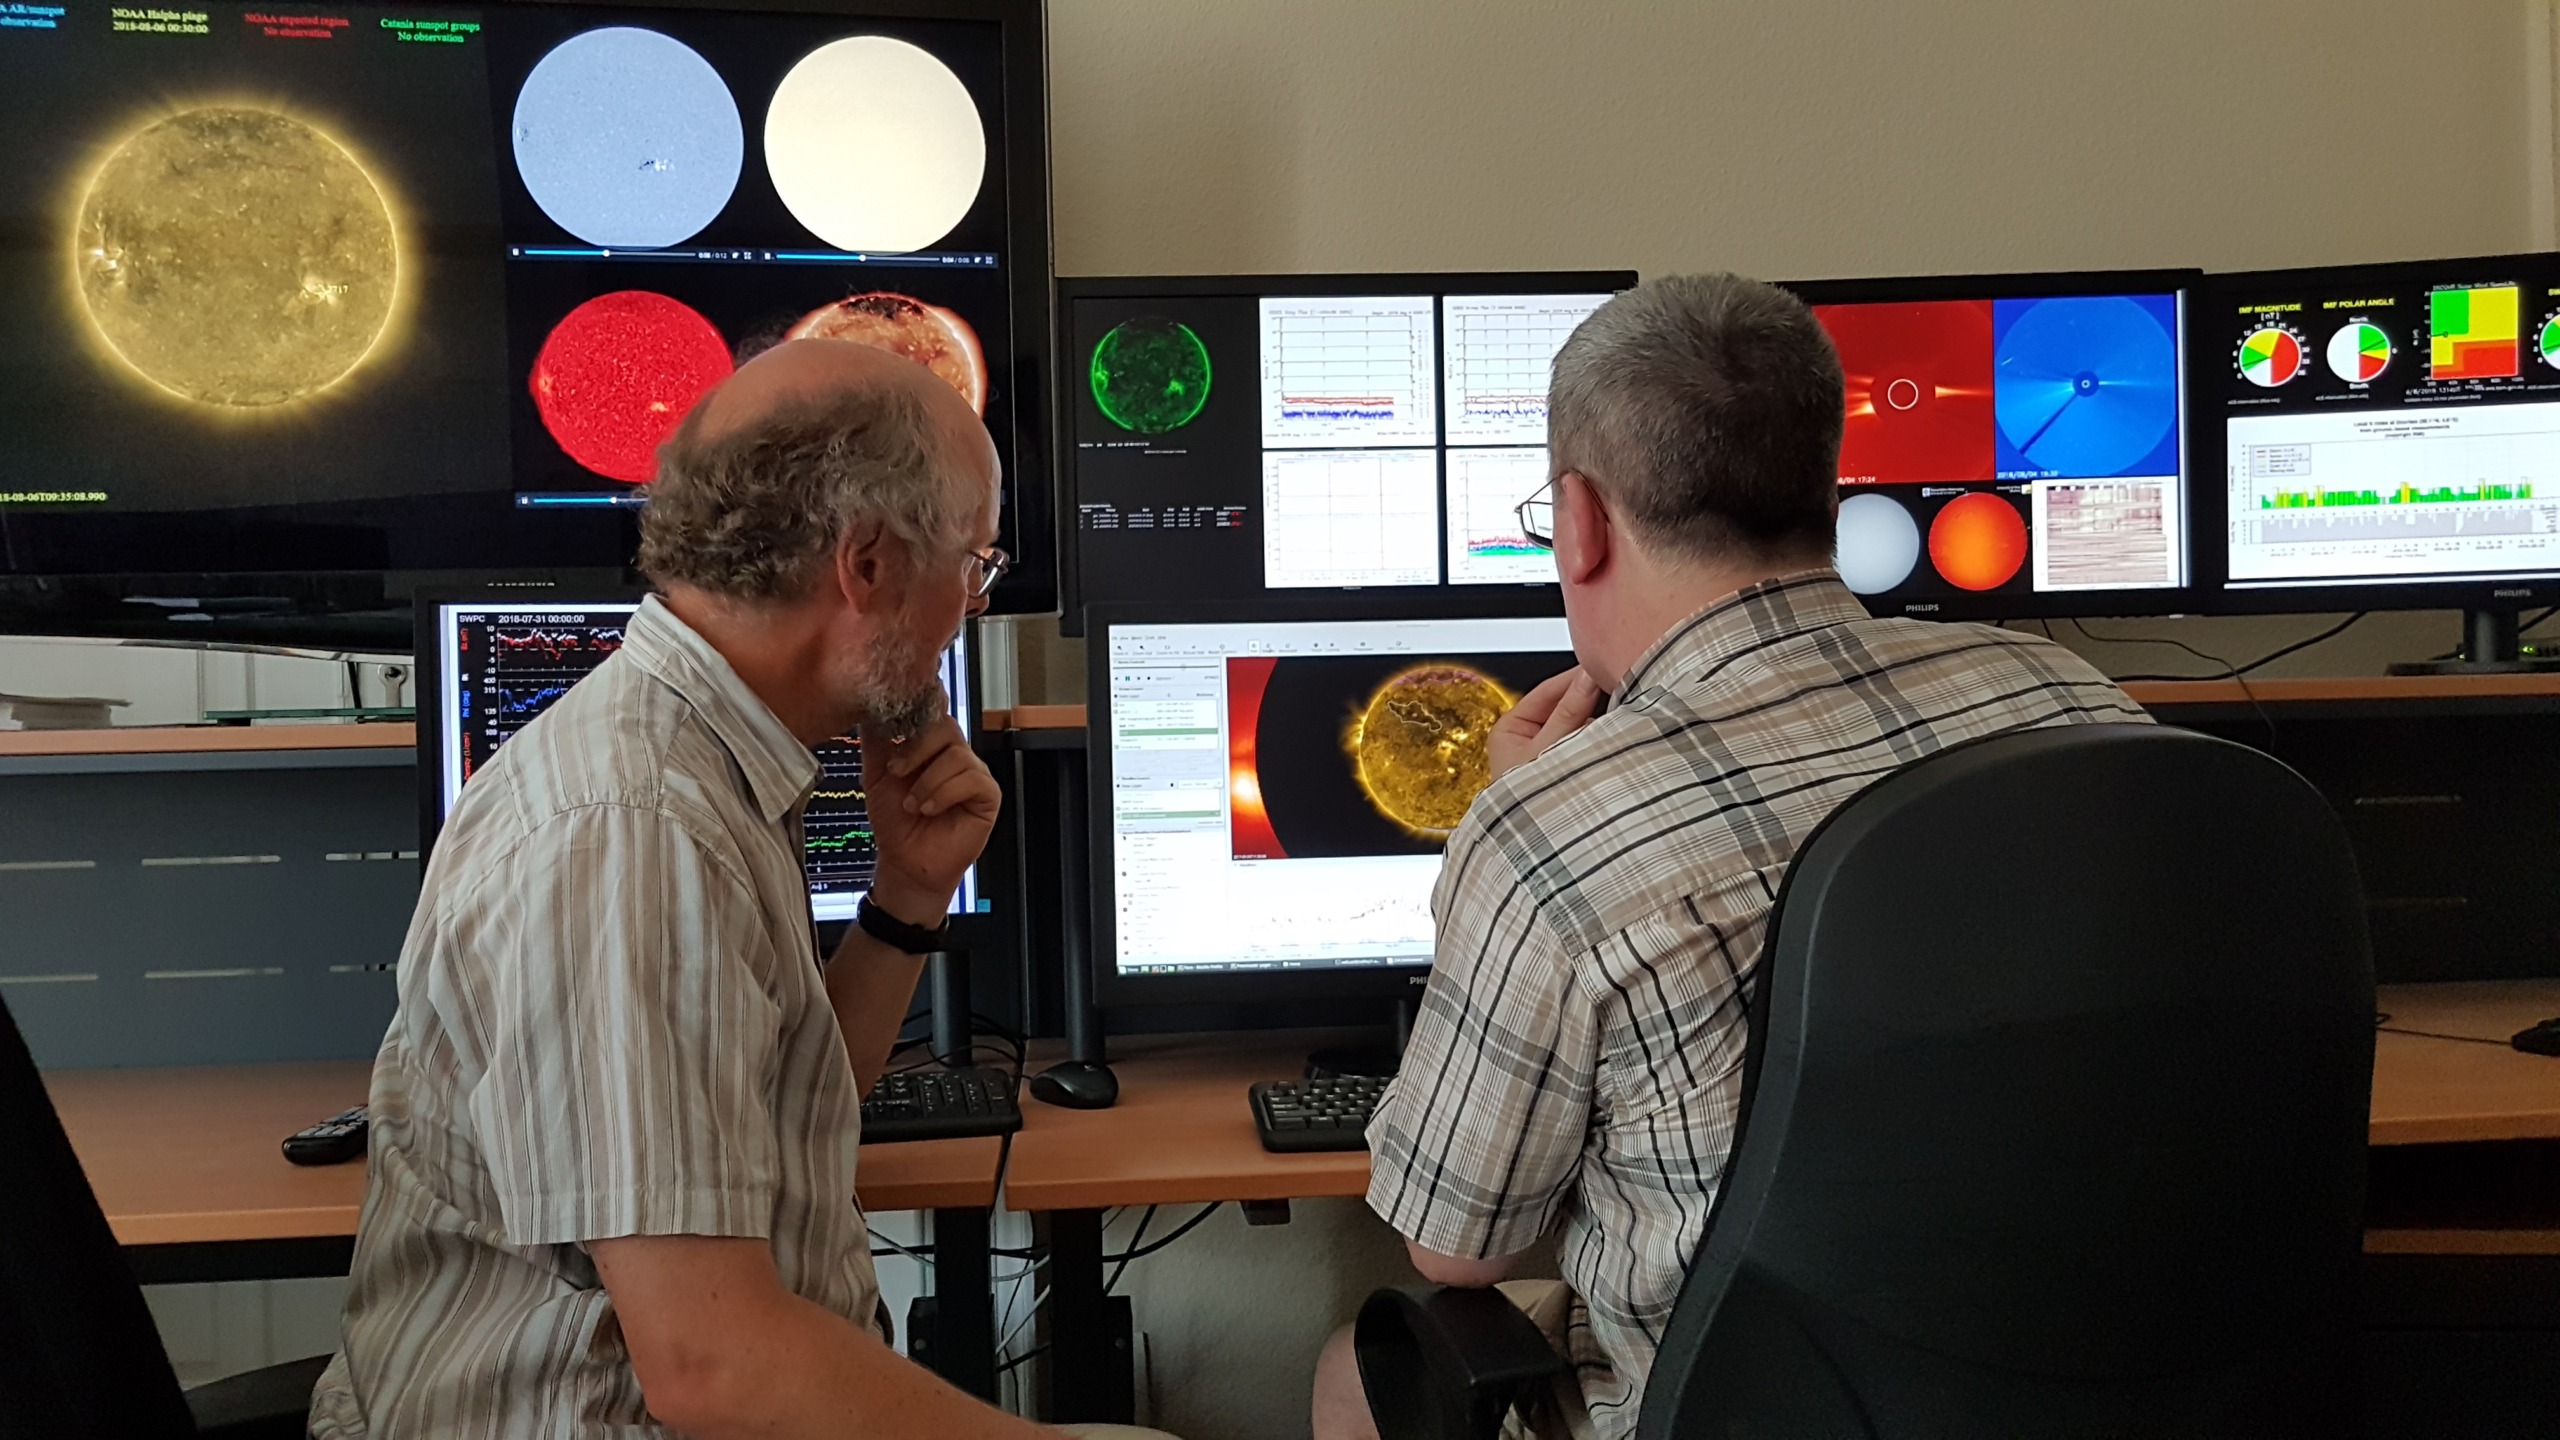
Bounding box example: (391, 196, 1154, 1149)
(44, 1061, 1007, 1265)
(2371, 980, 2560, 1146)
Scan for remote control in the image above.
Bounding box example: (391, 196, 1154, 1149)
(283, 1106, 370, 1166)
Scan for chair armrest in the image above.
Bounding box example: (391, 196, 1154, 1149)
(184, 1352, 333, 1440)
(1354, 1286, 1567, 1440)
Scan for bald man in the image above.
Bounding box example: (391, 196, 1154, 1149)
(310, 341, 1066, 1440)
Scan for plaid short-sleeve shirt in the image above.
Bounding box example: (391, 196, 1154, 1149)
(310, 597, 874, 1440)
(1366, 572, 2149, 1439)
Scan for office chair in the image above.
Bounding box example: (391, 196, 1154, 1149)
(1356, 723, 2376, 1440)
(0, 992, 331, 1440)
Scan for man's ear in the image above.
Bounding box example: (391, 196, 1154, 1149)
(830, 518, 894, 614)
(1555, 471, 1610, 586)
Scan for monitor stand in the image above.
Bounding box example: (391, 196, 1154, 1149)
(2387, 606, 2560, 676)
(1306, 997, 1420, 1080)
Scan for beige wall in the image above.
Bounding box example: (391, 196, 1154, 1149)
(1017, 0, 2557, 702)
(1049, 7, 2554, 1439)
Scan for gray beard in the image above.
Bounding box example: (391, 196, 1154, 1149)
(845, 624, 949, 741)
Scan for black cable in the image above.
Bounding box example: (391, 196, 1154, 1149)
(996, 1343, 1049, 1374)
(871, 1244, 935, 1258)
(1105, 1206, 1157, 1296)
(2070, 618, 2279, 742)
(2231, 612, 2366, 676)
(2374, 1010, 2513, 1047)
(2074, 612, 2367, 682)
(1104, 1203, 1222, 1288)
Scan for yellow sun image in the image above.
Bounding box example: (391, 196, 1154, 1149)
(1345, 664, 1518, 837)
(73, 106, 399, 408)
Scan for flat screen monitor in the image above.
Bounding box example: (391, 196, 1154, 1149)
(417, 593, 982, 923)
(1056, 271, 1635, 630)
(1086, 600, 1575, 1007)
(1780, 269, 2203, 619)
(2203, 251, 2560, 615)
(0, 0, 1055, 632)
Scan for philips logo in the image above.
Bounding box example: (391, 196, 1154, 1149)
(1905, 603, 1942, 613)
(2495, 588, 2534, 599)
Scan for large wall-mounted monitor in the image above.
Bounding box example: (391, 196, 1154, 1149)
(1086, 599, 1575, 1007)
(1056, 271, 1635, 631)
(1781, 269, 2204, 620)
(2201, 252, 2560, 625)
(0, 0, 1054, 640)
(416, 590, 984, 925)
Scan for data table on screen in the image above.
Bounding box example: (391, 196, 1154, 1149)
(1258, 296, 1438, 447)
(1440, 293, 1608, 444)
(1444, 447, 1556, 584)
(1261, 449, 1440, 588)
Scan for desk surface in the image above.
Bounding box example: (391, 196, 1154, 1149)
(1005, 1031, 1370, 1212)
(45, 1061, 1005, 1247)
(2370, 980, 2560, 1145)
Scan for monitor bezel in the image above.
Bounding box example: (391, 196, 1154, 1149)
(1083, 593, 1578, 1010)
(1053, 269, 1639, 634)
(412, 582, 1000, 942)
(0, 0, 1057, 626)
(1775, 266, 2208, 622)
(2192, 250, 2560, 618)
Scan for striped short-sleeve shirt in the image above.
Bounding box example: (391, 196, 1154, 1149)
(309, 596, 876, 1440)
(1366, 572, 2149, 1440)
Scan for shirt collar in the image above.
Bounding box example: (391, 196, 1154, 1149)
(1615, 569, 1873, 703)
(620, 595, 820, 824)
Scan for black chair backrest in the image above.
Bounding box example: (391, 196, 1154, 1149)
(1638, 724, 2375, 1440)
(0, 992, 195, 1440)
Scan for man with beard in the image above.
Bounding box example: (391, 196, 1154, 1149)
(310, 340, 1076, 1440)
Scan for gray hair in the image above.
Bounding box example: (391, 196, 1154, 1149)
(636, 386, 961, 603)
(1548, 273, 1844, 563)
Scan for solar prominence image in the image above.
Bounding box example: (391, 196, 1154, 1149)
(73, 106, 399, 408)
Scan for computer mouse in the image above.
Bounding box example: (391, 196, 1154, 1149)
(2510, 1018, 2560, 1056)
(1030, 1059, 1120, 1109)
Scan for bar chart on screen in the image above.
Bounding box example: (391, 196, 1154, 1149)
(1441, 293, 1610, 445)
(1444, 447, 1556, 584)
(1262, 449, 1440, 588)
(1259, 296, 1438, 447)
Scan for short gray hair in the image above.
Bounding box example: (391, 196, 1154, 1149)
(636, 386, 961, 603)
(1548, 273, 1844, 563)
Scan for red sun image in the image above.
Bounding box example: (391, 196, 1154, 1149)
(531, 291, 735, 484)
(1813, 300, 1995, 485)
(1927, 492, 2030, 591)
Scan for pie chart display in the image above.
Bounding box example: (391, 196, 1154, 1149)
(2326, 322, 2391, 384)
(2540, 313, 2560, 371)
(1927, 491, 2029, 591)
(2238, 326, 2304, 388)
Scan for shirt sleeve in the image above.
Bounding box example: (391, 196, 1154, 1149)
(440, 803, 789, 1248)
(1365, 819, 1599, 1262)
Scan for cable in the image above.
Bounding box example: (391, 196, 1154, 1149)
(2374, 1010, 2513, 1047)
(1104, 1205, 1157, 1296)
(1104, 1202, 1223, 1293)
(868, 1229, 934, 1268)
(996, 1343, 1049, 1375)
(2070, 618, 2278, 741)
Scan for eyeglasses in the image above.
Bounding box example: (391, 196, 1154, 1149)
(965, 545, 1012, 598)
(1515, 479, 1559, 550)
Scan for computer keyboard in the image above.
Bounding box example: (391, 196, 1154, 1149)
(1250, 1075, 1389, 1153)
(861, 1067, 1023, 1143)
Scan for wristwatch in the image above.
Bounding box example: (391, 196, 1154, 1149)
(856, 893, 951, 955)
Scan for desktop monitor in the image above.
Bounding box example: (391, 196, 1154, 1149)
(1085, 599, 1576, 1008)
(1779, 269, 2204, 619)
(0, 0, 1056, 640)
(416, 591, 984, 925)
(2201, 252, 2560, 645)
(1055, 271, 1636, 631)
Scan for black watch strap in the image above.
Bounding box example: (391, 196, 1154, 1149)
(856, 894, 950, 955)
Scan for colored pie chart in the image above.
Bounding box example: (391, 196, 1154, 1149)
(2540, 314, 2560, 371)
(1927, 492, 2029, 591)
(2326, 322, 2390, 384)
(2239, 326, 2303, 388)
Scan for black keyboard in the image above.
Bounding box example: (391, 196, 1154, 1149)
(861, 1067, 1023, 1143)
(1250, 1075, 1389, 1153)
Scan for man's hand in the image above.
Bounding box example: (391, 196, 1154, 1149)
(860, 712, 999, 923)
(1487, 668, 1604, 782)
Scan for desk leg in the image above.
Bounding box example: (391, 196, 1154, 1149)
(1041, 1208, 1133, 1423)
(928, 1207, 997, 1400)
